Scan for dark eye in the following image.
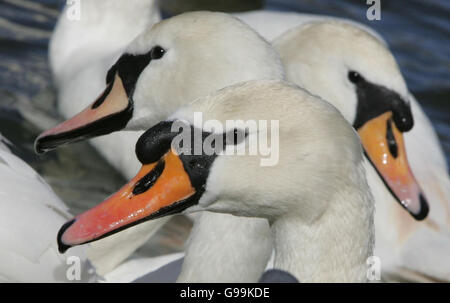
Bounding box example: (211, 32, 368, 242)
(348, 71, 362, 84)
(150, 46, 165, 60)
(225, 128, 247, 145)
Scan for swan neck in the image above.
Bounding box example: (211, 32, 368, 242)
(271, 187, 374, 282)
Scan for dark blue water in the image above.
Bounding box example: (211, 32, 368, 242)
(0, 0, 449, 184)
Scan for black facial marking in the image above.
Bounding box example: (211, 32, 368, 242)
(350, 71, 413, 132)
(135, 121, 180, 164)
(386, 119, 398, 158)
(178, 152, 217, 193)
(136, 121, 214, 194)
(136, 121, 246, 195)
(106, 49, 153, 98)
(133, 159, 165, 195)
(106, 66, 116, 85)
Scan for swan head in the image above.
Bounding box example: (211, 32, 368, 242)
(274, 21, 428, 220)
(56, 80, 371, 252)
(35, 11, 284, 153)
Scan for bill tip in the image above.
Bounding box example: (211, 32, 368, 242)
(412, 194, 429, 221)
(57, 219, 76, 254)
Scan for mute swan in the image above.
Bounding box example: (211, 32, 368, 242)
(46, 3, 387, 278)
(47, 0, 180, 276)
(0, 133, 183, 282)
(38, 11, 285, 282)
(55, 80, 375, 282)
(0, 134, 89, 282)
(38, 11, 442, 282)
(49, 0, 161, 179)
(47, 3, 383, 180)
(274, 21, 450, 281)
(234, 10, 385, 43)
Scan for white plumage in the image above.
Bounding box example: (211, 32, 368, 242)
(45, 2, 449, 282)
(274, 21, 450, 281)
(0, 135, 89, 282)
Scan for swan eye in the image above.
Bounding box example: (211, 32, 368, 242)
(348, 71, 362, 84)
(150, 46, 166, 60)
(225, 128, 248, 145)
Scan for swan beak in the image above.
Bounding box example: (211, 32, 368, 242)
(34, 74, 132, 154)
(358, 112, 429, 220)
(57, 150, 196, 253)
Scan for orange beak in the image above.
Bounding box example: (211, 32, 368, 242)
(57, 150, 196, 253)
(358, 112, 428, 220)
(35, 73, 132, 153)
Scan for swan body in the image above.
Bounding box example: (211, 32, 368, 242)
(50, 0, 161, 179)
(0, 134, 182, 282)
(234, 10, 385, 43)
(57, 80, 375, 282)
(48, 0, 167, 274)
(274, 21, 450, 281)
(0, 135, 89, 282)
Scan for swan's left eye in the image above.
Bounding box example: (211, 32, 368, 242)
(150, 46, 166, 60)
(225, 128, 248, 145)
(348, 71, 362, 84)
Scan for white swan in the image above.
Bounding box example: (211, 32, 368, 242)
(47, 3, 384, 179)
(40, 10, 448, 282)
(274, 21, 450, 281)
(234, 10, 385, 43)
(55, 80, 375, 282)
(45, 0, 167, 275)
(46, 4, 387, 278)
(49, 0, 161, 178)
(0, 134, 90, 282)
(0, 133, 184, 282)
(38, 11, 285, 281)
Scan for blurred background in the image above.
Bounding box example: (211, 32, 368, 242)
(0, 0, 448, 257)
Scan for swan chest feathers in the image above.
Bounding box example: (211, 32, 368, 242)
(0, 136, 87, 282)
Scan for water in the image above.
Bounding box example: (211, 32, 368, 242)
(0, 0, 448, 254)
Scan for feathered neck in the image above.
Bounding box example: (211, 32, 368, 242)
(271, 163, 374, 282)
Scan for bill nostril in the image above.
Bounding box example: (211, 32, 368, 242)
(386, 119, 398, 158)
(91, 79, 114, 109)
(133, 160, 165, 195)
